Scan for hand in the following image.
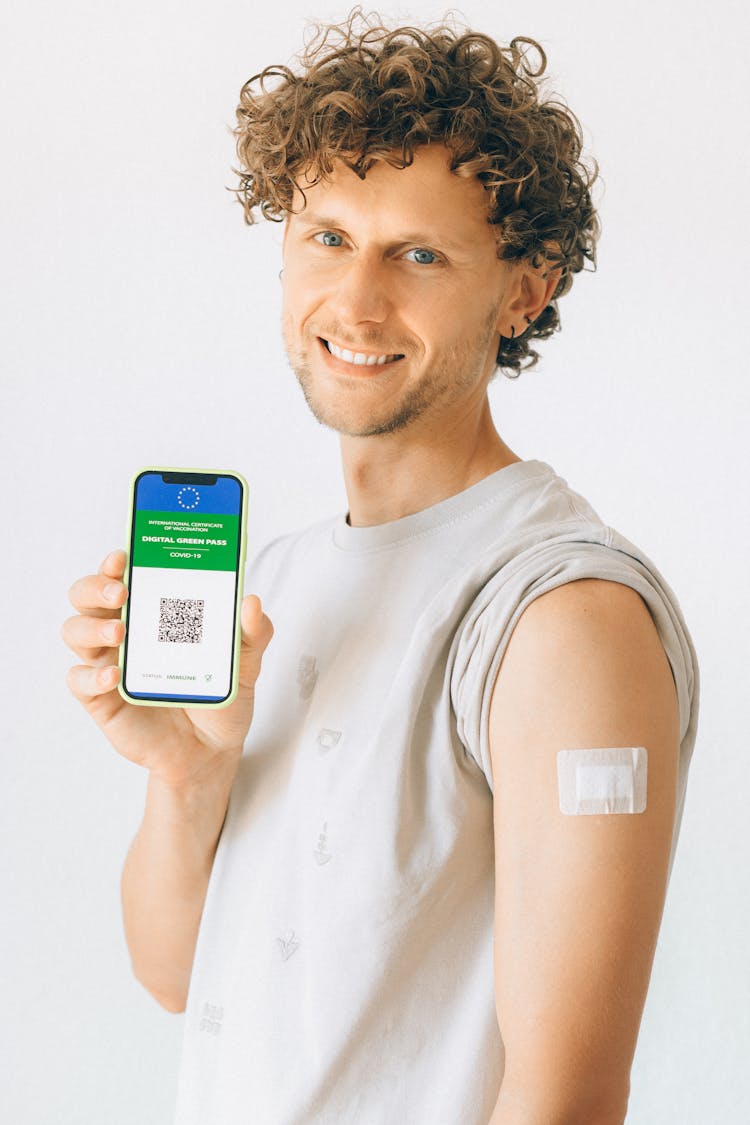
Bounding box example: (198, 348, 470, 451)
(63, 549, 274, 786)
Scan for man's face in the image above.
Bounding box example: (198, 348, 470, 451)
(280, 142, 518, 438)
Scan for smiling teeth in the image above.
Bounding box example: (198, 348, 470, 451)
(326, 341, 398, 366)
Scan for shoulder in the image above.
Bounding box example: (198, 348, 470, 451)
(488, 576, 679, 785)
(502, 576, 660, 664)
(520, 574, 651, 620)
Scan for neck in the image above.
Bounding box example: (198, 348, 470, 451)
(340, 399, 522, 527)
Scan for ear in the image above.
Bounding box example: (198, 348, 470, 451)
(496, 245, 563, 338)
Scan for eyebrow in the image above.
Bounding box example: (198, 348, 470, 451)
(291, 212, 468, 253)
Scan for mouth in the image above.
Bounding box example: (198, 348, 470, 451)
(318, 337, 405, 370)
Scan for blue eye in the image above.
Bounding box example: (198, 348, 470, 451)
(315, 231, 344, 247)
(405, 247, 438, 265)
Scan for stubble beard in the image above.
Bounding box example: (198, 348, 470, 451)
(281, 303, 501, 438)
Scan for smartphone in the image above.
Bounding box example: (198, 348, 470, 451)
(117, 466, 248, 708)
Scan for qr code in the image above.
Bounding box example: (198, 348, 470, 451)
(158, 597, 205, 644)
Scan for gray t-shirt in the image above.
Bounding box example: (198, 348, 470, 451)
(174, 459, 700, 1125)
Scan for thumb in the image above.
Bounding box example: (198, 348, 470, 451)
(239, 594, 274, 673)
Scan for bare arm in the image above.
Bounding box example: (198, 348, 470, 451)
(63, 548, 274, 1014)
(121, 753, 241, 1013)
(486, 578, 681, 1124)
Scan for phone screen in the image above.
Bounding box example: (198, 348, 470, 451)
(121, 470, 244, 704)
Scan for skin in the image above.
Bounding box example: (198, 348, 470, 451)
(485, 576, 680, 1123)
(279, 142, 561, 526)
(62, 559, 274, 1010)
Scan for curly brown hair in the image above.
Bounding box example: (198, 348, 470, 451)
(231, 7, 601, 378)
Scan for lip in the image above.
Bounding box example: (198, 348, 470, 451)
(316, 337, 405, 376)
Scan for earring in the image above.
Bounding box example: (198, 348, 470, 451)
(278, 268, 284, 280)
(509, 325, 515, 340)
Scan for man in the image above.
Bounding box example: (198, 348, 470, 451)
(63, 11, 700, 1124)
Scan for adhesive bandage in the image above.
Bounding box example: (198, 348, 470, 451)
(557, 746, 647, 815)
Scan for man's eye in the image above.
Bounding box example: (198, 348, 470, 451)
(405, 247, 438, 265)
(314, 231, 344, 247)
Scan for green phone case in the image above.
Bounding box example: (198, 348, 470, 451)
(116, 465, 249, 710)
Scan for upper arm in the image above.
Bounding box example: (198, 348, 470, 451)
(488, 578, 680, 1120)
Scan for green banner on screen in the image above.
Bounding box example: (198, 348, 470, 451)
(132, 510, 239, 571)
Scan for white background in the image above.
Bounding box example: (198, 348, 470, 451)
(2, 1, 748, 1121)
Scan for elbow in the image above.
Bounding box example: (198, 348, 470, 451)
(131, 962, 189, 1014)
(151, 990, 187, 1014)
(491, 1082, 630, 1125)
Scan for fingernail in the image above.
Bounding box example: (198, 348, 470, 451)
(103, 582, 121, 602)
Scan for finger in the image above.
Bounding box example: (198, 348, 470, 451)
(66, 661, 122, 705)
(240, 595, 274, 648)
(98, 549, 127, 578)
(238, 595, 274, 684)
(61, 613, 126, 664)
(68, 569, 128, 618)
(66, 549, 126, 614)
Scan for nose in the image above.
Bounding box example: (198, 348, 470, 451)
(326, 253, 391, 326)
